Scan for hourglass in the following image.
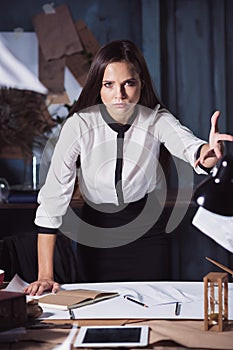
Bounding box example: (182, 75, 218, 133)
(204, 272, 228, 331)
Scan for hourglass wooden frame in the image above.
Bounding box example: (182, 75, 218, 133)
(204, 272, 228, 331)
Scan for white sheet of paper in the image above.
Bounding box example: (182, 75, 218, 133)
(38, 307, 70, 320)
(5, 275, 233, 320)
(5, 273, 29, 292)
(0, 32, 82, 113)
(5, 274, 55, 302)
(192, 207, 233, 253)
(0, 33, 47, 94)
(60, 281, 233, 320)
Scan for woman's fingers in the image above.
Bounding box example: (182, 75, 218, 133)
(210, 110, 220, 133)
(24, 279, 60, 296)
(51, 283, 60, 294)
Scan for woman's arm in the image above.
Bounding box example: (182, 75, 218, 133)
(195, 111, 233, 168)
(24, 234, 60, 296)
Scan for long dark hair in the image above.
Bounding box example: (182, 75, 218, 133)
(68, 40, 164, 116)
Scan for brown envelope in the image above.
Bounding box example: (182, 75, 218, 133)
(32, 4, 83, 61)
(66, 20, 100, 87)
(39, 47, 65, 94)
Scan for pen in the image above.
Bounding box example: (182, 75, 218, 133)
(124, 295, 149, 308)
(175, 302, 181, 316)
(69, 308, 75, 320)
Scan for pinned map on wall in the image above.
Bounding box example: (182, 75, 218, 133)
(0, 31, 80, 112)
(0, 2, 100, 109)
(32, 3, 100, 104)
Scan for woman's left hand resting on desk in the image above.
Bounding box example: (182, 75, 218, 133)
(24, 234, 60, 296)
(195, 110, 233, 168)
(25, 278, 59, 296)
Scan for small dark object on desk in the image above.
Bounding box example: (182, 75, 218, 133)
(28, 321, 73, 329)
(124, 295, 149, 308)
(69, 308, 75, 320)
(175, 302, 181, 316)
(0, 291, 27, 331)
(27, 299, 43, 319)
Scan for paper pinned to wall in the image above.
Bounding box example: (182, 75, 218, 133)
(0, 32, 82, 110)
(0, 33, 47, 94)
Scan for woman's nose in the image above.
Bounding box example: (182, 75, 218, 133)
(115, 85, 126, 99)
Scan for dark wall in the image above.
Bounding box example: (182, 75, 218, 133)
(0, 0, 142, 46)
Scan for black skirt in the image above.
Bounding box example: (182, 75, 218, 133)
(74, 191, 171, 282)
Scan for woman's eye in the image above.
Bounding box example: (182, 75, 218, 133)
(103, 82, 113, 88)
(124, 80, 136, 87)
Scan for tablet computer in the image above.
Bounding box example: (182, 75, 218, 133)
(73, 325, 149, 348)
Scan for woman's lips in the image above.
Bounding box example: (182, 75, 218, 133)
(113, 103, 128, 108)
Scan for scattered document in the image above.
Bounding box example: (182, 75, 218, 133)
(4, 275, 233, 320)
(116, 284, 199, 307)
(193, 207, 233, 253)
(5, 274, 29, 292)
(5, 274, 55, 302)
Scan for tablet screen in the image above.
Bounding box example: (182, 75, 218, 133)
(74, 325, 149, 347)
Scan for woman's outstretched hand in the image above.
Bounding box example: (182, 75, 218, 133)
(24, 278, 60, 296)
(195, 110, 233, 168)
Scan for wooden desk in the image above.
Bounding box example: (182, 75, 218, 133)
(1, 280, 233, 349)
(1, 318, 233, 349)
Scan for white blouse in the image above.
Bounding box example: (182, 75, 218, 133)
(35, 104, 207, 229)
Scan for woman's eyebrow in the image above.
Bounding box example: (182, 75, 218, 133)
(102, 77, 137, 83)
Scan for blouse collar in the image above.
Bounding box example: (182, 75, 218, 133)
(100, 104, 138, 133)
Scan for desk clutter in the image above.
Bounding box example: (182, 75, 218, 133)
(1, 275, 233, 348)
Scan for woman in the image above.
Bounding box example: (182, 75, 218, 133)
(25, 40, 233, 295)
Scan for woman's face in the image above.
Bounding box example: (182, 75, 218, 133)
(100, 61, 142, 123)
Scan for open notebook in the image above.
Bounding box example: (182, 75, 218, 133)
(37, 289, 119, 310)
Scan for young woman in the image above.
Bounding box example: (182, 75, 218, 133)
(25, 40, 233, 296)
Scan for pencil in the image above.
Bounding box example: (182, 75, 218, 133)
(124, 295, 149, 308)
(205, 257, 233, 276)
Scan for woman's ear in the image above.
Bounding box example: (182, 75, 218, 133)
(141, 80, 145, 89)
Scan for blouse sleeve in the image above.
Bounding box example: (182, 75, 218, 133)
(35, 114, 81, 229)
(155, 109, 209, 174)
